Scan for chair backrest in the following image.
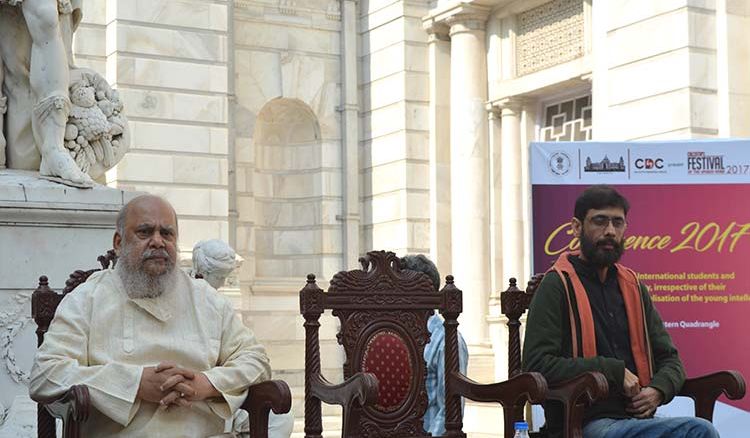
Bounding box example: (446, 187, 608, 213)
(501, 274, 544, 379)
(31, 250, 117, 438)
(300, 250, 465, 437)
(32, 250, 117, 346)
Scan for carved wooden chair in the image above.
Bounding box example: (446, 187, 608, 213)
(300, 250, 547, 438)
(31, 250, 292, 438)
(501, 274, 747, 438)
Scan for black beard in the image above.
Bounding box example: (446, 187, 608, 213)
(580, 232, 624, 268)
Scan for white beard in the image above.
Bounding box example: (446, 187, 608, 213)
(115, 243, 178, 299)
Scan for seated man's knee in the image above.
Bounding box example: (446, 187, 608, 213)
(686, 417, 719, 438)
(24, 1, 61, 40)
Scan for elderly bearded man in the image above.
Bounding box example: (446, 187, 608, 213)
(522, 185, 718, 438)
(29, 195, 271, 437)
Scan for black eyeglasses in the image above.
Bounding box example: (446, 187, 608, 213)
(588, 214, 627, 229)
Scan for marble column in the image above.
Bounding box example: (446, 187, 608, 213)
(340, 0, 360, 269)
(446, 9, 490, 345)
(487, 108, 503, 309)
(498, 98, 525, 285)
(424, 19, 452, 281)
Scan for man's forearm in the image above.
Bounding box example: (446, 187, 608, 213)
(196, 372, 221, 400)
(30, 357, 143, 426)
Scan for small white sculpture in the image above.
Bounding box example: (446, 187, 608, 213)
(192, 240, 239, 289)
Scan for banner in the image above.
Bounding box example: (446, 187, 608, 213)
(531, 139, 750, 434)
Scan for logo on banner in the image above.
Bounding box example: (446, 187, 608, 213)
(687, 151, 725, 174)
(633, 157, 670, 174)
(548, 151, 572, 176)
(635, 158, 664, 169)
(584, 155, 626, 173)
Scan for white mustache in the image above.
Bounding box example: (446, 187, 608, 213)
(142, 248, 170, 259)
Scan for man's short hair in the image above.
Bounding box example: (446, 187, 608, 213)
(400, 254, 440, 292)
(574, 185, 630, 221)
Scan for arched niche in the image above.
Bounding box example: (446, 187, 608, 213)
(252, 97, 330, 280)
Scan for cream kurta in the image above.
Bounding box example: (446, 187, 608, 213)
(29, 269, 271, 437)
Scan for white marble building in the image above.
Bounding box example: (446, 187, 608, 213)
(1, 0, 748, 436)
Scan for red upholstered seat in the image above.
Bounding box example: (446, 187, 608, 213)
(361, 330, 412, 411)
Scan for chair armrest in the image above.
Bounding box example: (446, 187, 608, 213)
(450, 371, 547, 438)
(305, 371, 378, 437)
(240, 380, 292, 438)
(38, 384, 90, 438)
(546, 371, 609, 438)
(310, 373, 378, 431)
(450, 371, 548, 405)
(308, 371, 378, 435)
(678, 370, 746, 421)
(309, 372, 378, 408)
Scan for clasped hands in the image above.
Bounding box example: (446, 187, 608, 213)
(622, 368, 663, 418)
(137, 361, 220, 410)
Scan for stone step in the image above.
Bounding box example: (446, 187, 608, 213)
(242, 310, 341, 342)
(262, 339, 345, 371)
(245, 289, 301, 312)
(463, 400, 504, 438)
(285, 391, 344, 418)
(271, 367, 343, 391)
(287, 403, 505, 437)
(291, 413, 342, 437)
(466, 349, 496, 384)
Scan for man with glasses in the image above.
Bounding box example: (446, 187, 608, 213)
(522, 185, 718, 438)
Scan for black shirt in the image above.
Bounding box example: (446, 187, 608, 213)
(568, 255, 638, 375)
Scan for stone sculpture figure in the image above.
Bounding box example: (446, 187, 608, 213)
(192, 239, 239, 290)
(0, 0, 129, 187)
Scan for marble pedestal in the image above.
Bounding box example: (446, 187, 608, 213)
(0, 170, 138, 435)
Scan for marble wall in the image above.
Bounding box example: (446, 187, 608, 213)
(594, 0, 720, 140)
(232, 0, 348, 417)
(233, 0, 343, 285)
(359, 0, 432, 256)
(722, 1, 750, 137)
(102, 0, 230, 262)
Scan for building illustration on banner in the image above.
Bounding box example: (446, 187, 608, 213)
(584, 155, 626, 172)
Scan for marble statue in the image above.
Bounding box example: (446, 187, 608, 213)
(0, 0, 129, 188)
(192, 239, 239, 290)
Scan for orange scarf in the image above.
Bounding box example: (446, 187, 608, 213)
(550, 251, 653, 386)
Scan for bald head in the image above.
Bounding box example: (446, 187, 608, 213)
(116, 195, 178, 237)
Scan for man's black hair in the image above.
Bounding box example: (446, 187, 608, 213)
(400, 254, 440, 292)
(574, 185, 630, 221)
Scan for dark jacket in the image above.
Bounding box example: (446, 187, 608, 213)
(521, 258, 685, 437)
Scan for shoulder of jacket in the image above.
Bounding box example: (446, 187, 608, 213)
(540, 269, 567, 290)
(70, 269, 111, 295)
(56, 269, 113, 312)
